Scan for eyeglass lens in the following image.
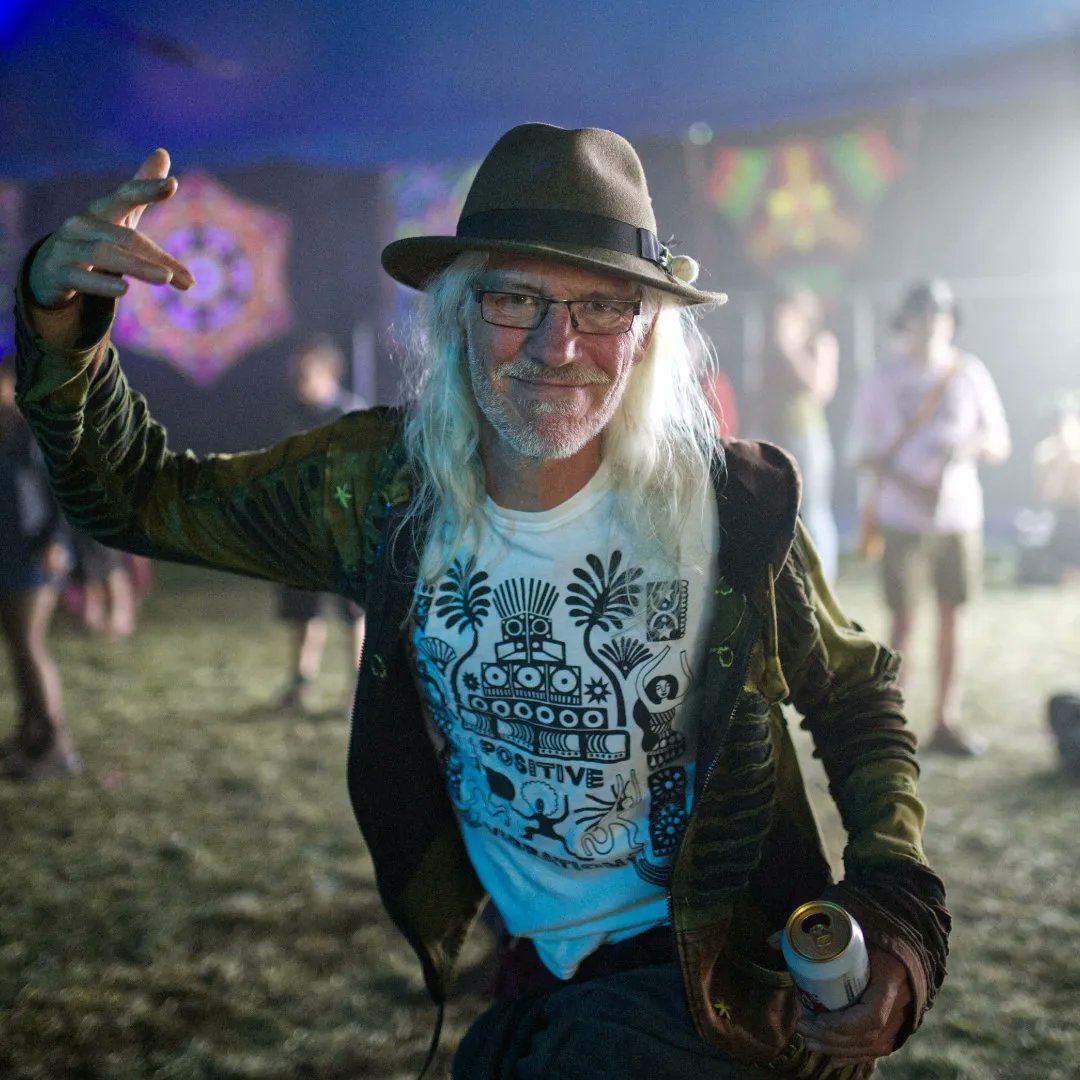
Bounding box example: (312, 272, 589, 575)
(479, 291, 636, 334)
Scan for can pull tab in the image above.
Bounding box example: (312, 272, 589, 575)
(801, 912, 834, 951)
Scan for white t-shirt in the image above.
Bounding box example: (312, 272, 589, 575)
(850, 351, 1009, 534)
(410, 465, 718, 978)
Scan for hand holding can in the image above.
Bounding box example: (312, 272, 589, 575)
(781, 901, 871, 1013)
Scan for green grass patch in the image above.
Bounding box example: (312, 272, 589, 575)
(1, 560, 1077, 1077)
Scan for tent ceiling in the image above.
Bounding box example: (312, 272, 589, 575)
(1, 0, 1078, 179)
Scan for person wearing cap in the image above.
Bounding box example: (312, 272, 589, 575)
(12, 126, 948, 1078)
(851, 280, 1010, 759)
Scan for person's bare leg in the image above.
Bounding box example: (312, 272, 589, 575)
(24, 586, 65, 740)
(926, 601, 984, 755)
(933, 602, 962, 733)
(297, 617, 328, 682)
(277, 617, 328, 711)
(889, 608, 915, 688)
(82, 581, 107, 633)
(0, 586, 77, 778)
(105, 568, 136, 638)
(0, 591, 28, 757)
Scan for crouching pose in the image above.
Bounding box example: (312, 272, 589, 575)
(13, 124, 948, 1078)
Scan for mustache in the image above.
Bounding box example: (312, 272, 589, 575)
(495, 358, 612, 386)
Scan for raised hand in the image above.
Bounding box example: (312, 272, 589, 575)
(28, 149, 195, 310)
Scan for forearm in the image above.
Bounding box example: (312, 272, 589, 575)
(13, 268, 355, 594)
(777, 526, 950, 1036)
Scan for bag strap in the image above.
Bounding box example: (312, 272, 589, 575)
(879, 354, 963, 464)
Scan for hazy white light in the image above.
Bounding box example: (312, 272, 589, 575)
(688, 122, 714, 145)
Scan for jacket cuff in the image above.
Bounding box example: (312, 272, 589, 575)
(822, 872, 949, 1052)
(14, 237, 117, 408)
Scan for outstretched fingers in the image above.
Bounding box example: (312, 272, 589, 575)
(60, 266, 130, 299)
(62, 215, 194, 288)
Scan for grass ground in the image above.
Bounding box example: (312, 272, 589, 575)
(1, 559, 1077, 1079)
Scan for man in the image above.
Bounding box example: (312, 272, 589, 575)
(851, 280, 1010, 758)
(14, 124, 948, 1078)
(273, 335, 367, 712)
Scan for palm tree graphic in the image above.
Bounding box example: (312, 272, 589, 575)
(565, 551, 642, 728)
(434, 556, 492, 705)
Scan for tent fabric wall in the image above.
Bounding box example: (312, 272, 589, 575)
(24, 165, 389, 455)
(9, 88, 1079, 535)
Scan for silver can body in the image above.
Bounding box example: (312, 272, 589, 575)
(781, 901, 871, 1013)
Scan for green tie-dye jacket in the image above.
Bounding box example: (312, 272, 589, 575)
(13, 280, 948, 1079)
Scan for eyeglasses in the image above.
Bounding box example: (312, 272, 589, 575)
(474, 289, 641, 335)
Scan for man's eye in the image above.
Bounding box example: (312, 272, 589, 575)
(584, 301, 621, 314)
(497, 293, 539, 309)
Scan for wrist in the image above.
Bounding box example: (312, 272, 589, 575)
(26, 295, 87, 351)
(29, 284, 78, 313)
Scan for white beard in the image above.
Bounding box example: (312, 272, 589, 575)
(466, 339, 629, 461)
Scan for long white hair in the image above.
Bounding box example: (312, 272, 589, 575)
(398, 251, 723, 579)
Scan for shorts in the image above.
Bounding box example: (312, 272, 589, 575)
(73, 533, 126, 583)
(881, 528, 982, 612)
(276, 585, 362, 624)
(0, 564, 50, 594)
(1048, 505, 1080, 569)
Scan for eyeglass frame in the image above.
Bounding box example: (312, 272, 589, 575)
(472, 287, 642, 335)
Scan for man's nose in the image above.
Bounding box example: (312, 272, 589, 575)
(525, 302, 579, 367)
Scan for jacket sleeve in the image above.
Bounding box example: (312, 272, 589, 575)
(11, 269, 393, 601)
(773, 521, 950, 1047)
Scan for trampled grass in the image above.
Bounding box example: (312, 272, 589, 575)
(1, 560, 1077, 1079)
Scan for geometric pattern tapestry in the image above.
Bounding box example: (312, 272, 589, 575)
(388, 159, 480, 320)
(706, 125, 898, 290)
(114, 173, 292, 385)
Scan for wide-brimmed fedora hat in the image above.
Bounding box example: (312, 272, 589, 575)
(381, 123, 727, 307)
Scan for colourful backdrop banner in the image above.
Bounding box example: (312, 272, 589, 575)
(707, 125, 898, 290)
(114, 173, 293, 386)
(388, 159, 480, 319)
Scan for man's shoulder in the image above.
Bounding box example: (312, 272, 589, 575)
(327, 405, 406, 451)
(714, 438, 801, 594)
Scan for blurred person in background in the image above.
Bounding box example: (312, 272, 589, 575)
(1033, 394, 1080, 781)
(0, 360, 79, 780)
(14, 127, 950, 1078)
(71, 530, 137, 638)
(701, 365, 739, 437)
(274, 336, 367, 713)
(851, 280, 1010, 757)
(1032, 391, 1080, 584)
(752, 290, 839, 582)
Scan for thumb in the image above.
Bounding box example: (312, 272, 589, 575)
(129, 148, 176, 229)
(135, 148, 172, 182)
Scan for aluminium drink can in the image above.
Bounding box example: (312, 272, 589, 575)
(781, 900, 870, 1013)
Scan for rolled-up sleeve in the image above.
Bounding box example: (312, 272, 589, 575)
(775, 523, 951, 1044)
(12, 267, 386, 599)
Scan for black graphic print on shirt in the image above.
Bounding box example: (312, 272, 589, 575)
(414, 550, 694, 884)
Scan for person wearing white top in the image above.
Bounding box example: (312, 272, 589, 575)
(851, 280, 1010, 756)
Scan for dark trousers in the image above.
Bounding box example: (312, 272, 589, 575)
(453, 958, 773, 1080)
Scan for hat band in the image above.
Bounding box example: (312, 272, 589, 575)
(456, 208, 668, 270)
